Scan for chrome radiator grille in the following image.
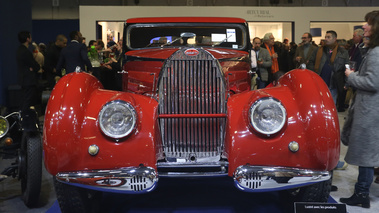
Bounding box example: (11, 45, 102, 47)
(158, 48, 226, 160)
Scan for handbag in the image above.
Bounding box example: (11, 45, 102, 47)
(341, 92, 356, 146)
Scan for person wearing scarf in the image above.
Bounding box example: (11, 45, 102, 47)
(308, 30, 349, 110)
(261, 33, 279, 78)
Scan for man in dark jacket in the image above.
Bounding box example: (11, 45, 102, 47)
(294, 32, 317, 69)
(349, 28, 364, 69)
(16, 31, 40, 111)
(44, 34, 67, 88)
(308, 30, 349, 111)
(56, 31, 92, 75)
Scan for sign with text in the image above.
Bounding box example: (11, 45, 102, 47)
(295, 202, 346, 213)
(246, 9, 274, 19)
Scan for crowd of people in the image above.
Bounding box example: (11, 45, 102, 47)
(250, 28, 365, 113)
(15, 30, 123, 113)
(17, 27, 362, 114)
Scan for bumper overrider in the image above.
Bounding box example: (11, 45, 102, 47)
(56, 164, 330, 194)
(233, 165, 331, 192)
(56, 166, 158, 194)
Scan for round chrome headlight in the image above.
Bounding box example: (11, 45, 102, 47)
(249, 97, 286, 135)
(98, 100, 137, 139)
(0, 116, 9, 138)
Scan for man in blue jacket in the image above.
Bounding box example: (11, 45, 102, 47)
(56, 31, 92, 75)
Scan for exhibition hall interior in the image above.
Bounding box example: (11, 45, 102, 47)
(1, 0, 379, 212)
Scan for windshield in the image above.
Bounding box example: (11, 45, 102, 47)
(126, 23, 247, 50)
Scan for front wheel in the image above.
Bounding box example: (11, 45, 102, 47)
(281, 178, 332, 202)
(20, 132, 42, 207)
(54, 178, 103, 213)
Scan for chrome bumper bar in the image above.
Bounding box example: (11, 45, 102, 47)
(56, 166, 158, 194)
(157, 161, 229, 177)
(233, 165, 331, 192)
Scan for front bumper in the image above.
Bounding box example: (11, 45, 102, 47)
(56, 166, 158, 194)
(233, 165, 331, 192)
(55, 165, 330, 194)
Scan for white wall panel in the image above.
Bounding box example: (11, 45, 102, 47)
(79, 6, 378, 44)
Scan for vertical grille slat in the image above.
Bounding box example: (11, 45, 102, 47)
(159, 48, 226, 160)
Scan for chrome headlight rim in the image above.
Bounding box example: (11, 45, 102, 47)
(249, 97, 287, 136)
(0, 116, 9, 138)
(98, 100, 137, 139)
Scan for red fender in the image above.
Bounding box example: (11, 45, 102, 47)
(43, 72, 162, 175)
(225, 69, 340, 176)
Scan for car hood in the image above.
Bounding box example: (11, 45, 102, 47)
(125, 48, 248, 60)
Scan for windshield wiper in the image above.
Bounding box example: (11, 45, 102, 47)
(213, 35, 233, 47)
(161, 32, 196, 47)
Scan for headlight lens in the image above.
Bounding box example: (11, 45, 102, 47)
(98, 100, 137, 139)
(249, 98, 286, 135)
(0, 116, 9, 138)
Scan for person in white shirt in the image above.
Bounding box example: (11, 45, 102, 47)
(251, 37, 272, 89)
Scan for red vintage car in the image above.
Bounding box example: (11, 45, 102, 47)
(43, 17, 340, 212)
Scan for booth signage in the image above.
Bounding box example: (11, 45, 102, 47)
(295, 202, 346, 213)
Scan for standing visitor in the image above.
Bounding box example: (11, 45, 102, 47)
(294, 32, 317, 68)
(339, 10, 379, 209)
(261, 33, 279, 81)
(56, 31, 92, 75)
(251, 37, 272, 89)
(44, 34, 67, 88)
(308, 30, 349, 111)
(16, 31, 40, 112)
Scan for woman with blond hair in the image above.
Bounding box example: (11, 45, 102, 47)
(31, 42, 44, 74)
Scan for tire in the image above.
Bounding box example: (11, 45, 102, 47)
(282, 178, 332, 202)
(20, 132, 42, 207)
(54, 178, 103, 213)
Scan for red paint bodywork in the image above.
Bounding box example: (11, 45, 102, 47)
(43, 17, 339, 180)
(123, 48, 251, 94)
(225, 69, 340, 176)
(44, 73, 163, 175)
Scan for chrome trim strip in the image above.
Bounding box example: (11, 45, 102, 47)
(233, 165, 331, 192)
(56, 166, 158, 194)
(158, 171, 228, 177)
(5, 112, 21, 119)
(158, 161, 228, 167)
(157, 161, 228, 177)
